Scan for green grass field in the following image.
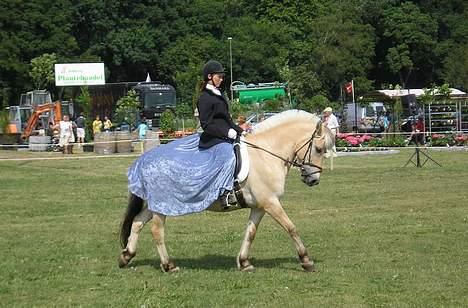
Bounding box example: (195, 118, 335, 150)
(0, 149, 467, 307)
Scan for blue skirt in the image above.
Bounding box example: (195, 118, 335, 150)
(128, 134, 235, 216)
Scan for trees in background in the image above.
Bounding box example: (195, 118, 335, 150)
(0, 0, 466, 108)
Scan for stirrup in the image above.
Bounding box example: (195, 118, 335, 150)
(219, 191, 237, 209)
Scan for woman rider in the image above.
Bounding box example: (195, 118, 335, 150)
(197, 60, 244, 206)
(127, 60, 244, 215)
(197, 60, 243, 148)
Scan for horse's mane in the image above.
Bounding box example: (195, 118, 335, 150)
(251, 109, 335, 151)
(251, 109, 320, 135)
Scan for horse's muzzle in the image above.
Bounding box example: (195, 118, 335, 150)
(300, 165, 321, 186)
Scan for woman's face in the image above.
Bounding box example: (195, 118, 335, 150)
(209, 73, 224, 88)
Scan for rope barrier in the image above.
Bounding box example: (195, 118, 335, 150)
(0, 137, 167, 148)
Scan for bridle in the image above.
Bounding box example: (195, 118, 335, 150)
(242, 121, 325, 175)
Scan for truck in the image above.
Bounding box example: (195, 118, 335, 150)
(232, 81, 289, 105)
(133, 82, 177, 127)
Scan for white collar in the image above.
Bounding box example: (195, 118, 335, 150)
(206, 84, 222, 96)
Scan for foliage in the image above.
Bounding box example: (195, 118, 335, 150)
(381, 2, 438, 88)
(75, 86, 93, 141)
(160, 110, 176, 134)
(298, 95, 333, 114)
(29, 53, 58, 90)
(75, 86, 92, 116)
(230, 100, 252, 120)
(430, 133, 454, 147)
(0, 110, 9, 133)
(113, 89, 139, 129)
(380, 136, 407, 147)
(419, 83, 452, 105)
(175, 101, 193, 120)
(262, 98, 283, 112)
(1, 1, 467, 108)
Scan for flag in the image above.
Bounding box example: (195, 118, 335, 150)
(344, 82, 353, 94)
(146, 73, 151, 82)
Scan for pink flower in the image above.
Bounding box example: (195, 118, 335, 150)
(346, 136, 360, 145)
(360, 134, 372, 142)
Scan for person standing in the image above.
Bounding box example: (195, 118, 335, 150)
(103, 116, 113, 132)
(54, 115, 74, 154)
(323, 107, 339, 136)
(136, 117, 149, 140)
(75, 113, 86, 144)
(322, 107, 339, 163)
(92, 115, 103, 136)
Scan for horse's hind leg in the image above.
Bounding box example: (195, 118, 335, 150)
(119, 208, 153, 268)
(264, 200, 316, 272)
(237, 208, 265, 272)
(151, 213, 179, 273)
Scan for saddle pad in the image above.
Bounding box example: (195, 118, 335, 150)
(237, 136, 250, 183)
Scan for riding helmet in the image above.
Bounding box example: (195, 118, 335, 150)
(202, 60, 225, 81)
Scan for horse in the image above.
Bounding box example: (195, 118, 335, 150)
(118, 110, 335, 272)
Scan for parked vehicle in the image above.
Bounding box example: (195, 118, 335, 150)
(246, 112, 279, 126)
(133, 82, 177, 128)
(6, 90, 73, 140)
(344, 102, 386, 132)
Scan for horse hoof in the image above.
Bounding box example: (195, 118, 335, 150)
(237, 258, 255, 272)
(240, 264, 256, 272)
(118, 249, 135, 268)
(160, 262, 179, 273)
(301, 262, 316, 272)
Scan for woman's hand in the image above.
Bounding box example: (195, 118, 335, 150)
(228, 128, 237, 139)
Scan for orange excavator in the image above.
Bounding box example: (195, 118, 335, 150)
(21, 101, 63, 140)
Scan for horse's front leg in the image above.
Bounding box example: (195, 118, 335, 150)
(237, 208, 265, 272)
(119, 207, 153, 268)
(264, 199, 316, 272)
(151, 213, 179, 273)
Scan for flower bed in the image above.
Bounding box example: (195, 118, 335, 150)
(334, 132, 468, 150)
(336, 133, 407, 151)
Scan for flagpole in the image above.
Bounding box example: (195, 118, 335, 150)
(352, 79, 357, 131)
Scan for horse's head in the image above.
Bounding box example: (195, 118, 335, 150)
(294, 121, 335, 187)
(249, 110, 335, 187)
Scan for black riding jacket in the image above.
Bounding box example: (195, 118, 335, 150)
(197, 85, 243, 148)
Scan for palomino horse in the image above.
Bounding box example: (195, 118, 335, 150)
(119, 110, 335, 272)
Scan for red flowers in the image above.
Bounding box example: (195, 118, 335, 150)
(337, 133, 373, 146)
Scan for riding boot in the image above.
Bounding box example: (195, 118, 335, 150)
(218, 191, 236, 209)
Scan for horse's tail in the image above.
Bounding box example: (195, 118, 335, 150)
(120, 193, 144, 248)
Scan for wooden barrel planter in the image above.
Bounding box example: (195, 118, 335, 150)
(94, 132, 115, 155)
(143, 130, 160, 152)
(115, 131, 132, 153)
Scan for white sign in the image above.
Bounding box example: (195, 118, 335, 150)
(55, 63, 105, 86)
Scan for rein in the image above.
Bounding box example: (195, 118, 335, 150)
(241, 122, 324, 173)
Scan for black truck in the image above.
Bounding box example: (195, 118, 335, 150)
(133, 82, 177, 128)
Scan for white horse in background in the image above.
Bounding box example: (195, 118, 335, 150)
(119, 110, 335, 272)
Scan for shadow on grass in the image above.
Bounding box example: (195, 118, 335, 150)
(128, 254, 322, 271)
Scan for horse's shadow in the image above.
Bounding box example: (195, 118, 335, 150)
(129, 254, 322, 271)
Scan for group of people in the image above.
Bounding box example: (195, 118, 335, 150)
(51, 113, 114, 154)
(92, 115, 113, 135)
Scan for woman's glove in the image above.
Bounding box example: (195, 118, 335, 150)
(228, 128, 237, 139)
